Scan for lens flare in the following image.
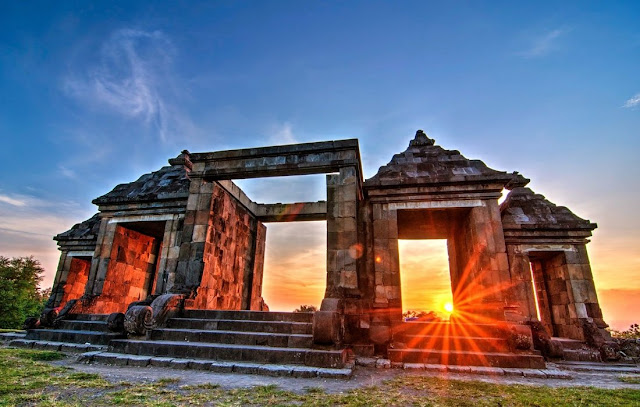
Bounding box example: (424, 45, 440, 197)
(444, 302, 454, 313)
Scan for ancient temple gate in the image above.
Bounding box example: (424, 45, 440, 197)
(27, 131, 614, 371)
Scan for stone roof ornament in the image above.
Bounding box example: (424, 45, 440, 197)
(168, 150, 193, 172)
(409, 129, 435, 147)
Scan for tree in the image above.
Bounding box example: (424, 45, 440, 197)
(293, 305, 317, 313)
(610, 324, 640, 339)
(0, 256, 48, 329)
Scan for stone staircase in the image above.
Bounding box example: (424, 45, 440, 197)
(25, 314, 124, 346)
(78, 309, 353, 377)
(388, 320, 546, 369)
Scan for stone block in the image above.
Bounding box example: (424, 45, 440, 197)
(340, 270, 358, 289)
(375, 358, 391, 369)
(149, 357, 174, 367)
(170, 359, 192, 369)
(404, 363, 425, 370)
(209, 361, 234, 373)
(369, 325, 390, 344)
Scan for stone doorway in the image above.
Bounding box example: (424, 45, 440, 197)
(95, 221, 165, 313)
(528, 251, 570, 337)
(398, 239, 453, 320)
(262, 221, 327, 312)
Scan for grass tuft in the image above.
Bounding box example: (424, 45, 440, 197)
(155, 377, 181, 386)
(16, 349, 65, 361)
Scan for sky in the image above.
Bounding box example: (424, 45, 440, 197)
(0, 1, 638, 330)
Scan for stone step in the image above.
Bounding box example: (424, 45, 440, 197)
(168, 318, 312, 334)
(553, 337, 587, 350)
(0, 332, 26, 342)
(25, 329, 124, 346)
(58, 320, 111, 333)
(561, 349, 602, 362)
(556, 361, 640, 374)
(388, 348, 546, 369)
(108, 339, 348, 368)
(65, 313, 111, 322)
(149, 328, 313, 348)
(183, 309, 313, 323)
(398, 334, 509, 352)
(396, 321, 505, 338)
(79, 351, 353, 379)
(8, 338, 106, 353)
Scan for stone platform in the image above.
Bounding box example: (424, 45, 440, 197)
(389, 320, 546, 369)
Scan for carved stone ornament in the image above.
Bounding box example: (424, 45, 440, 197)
(124, 305, 153, 336)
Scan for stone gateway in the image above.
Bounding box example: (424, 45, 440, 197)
(27, 131, 614, 371)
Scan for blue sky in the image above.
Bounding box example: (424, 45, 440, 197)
(1, 1, 639, 326)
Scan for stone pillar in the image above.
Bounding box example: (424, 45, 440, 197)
(506, 245, 538, 321)
(153, 214, 183, 295)
(171, 178, 214, 295)
(368, 203, 400, 346)
(84, 217, 115, 297)
(315, 166, 361, 346)
(564, 245, 604, 323)
(47, 251, 72, 307)
(249, 222, 268, 311)
(451, 201, 509, 322)
(325, 166, 359, 297)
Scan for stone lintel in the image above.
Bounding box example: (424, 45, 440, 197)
(256, 201, 327, 222)
(503, 228, 594, 245)
(56, 243, 97, 252)
(365, 174, 517, 188)
(96, 201, 188, 215)
(188, 139, 363, 182)
(387, 200, 483, 211)
(190, 139, 359, 161)
(106, 214, 179, 224)
(511, 244, 575, 254)
(366, 185, 504, 204)
(65, 250, 95, 258)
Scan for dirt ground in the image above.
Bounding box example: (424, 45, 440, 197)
(50, 355, 640, 393)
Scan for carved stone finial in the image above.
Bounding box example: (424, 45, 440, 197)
(168, 150, 193, 171)
(409, 129, 435, 147)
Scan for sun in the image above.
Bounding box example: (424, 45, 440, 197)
(444, 302, 454, 313)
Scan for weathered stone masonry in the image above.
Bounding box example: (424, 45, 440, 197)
(45, 131, 612, 362)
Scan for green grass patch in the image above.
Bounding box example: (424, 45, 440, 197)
(1, 348, 639, 406)
(155, 377, 181, 386)
(15, 349, 65, 361)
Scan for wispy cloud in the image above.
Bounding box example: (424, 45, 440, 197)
(268, 122, 298, 145)
(517, 28, 566, 58)
(64, 28, 195, 143)
(57, 165, 76, 179)
(0, 194, 26, 207)
(623, 93, 640, 109)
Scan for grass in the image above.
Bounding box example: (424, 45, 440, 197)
(0, 348, 639, 406)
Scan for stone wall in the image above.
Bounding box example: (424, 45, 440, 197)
(190, 183, 267, 310)
(59, 257, 91, 306)
(78, 225, 158, 314)
(250, 223, 268, 311)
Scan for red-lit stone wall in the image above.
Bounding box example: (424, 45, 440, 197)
(191, 183, 266, 310)
(79, 225, 157, 314)
(59, 257, 90, 307)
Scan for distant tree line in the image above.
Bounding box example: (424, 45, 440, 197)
(0, 256, 49, 329)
